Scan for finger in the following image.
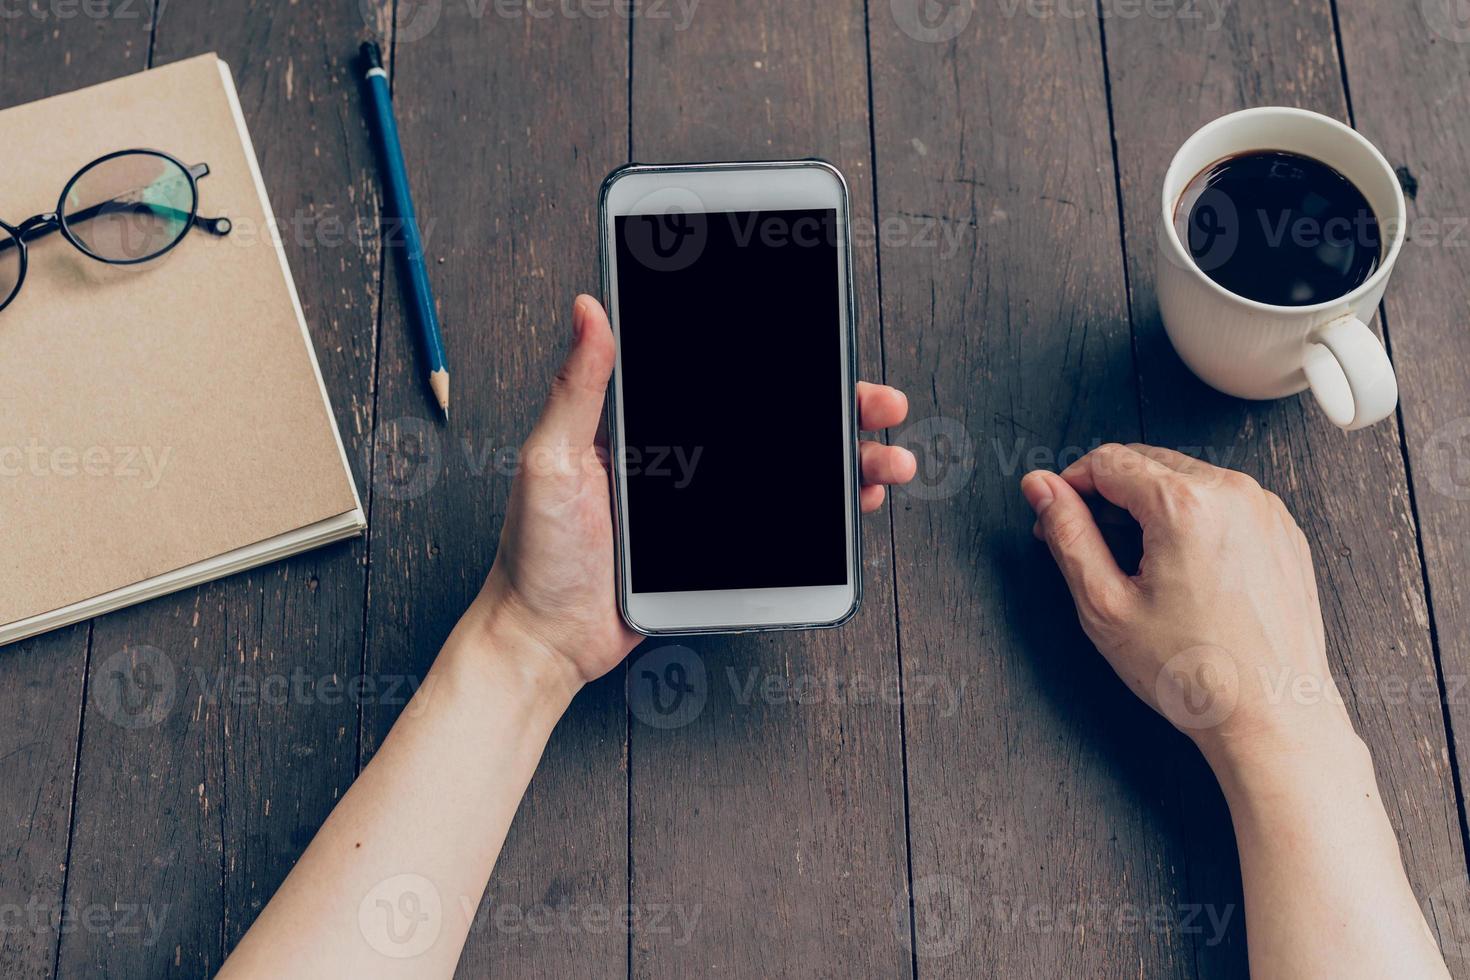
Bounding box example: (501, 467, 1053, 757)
(857, 382, 909, 431)
(1021, 470, 1135, 616)
(860, 441, 917, 486)
(1122, 444, 1209, 476)
(1056, 443, 1176, 525)
(1122, 443, 1240, 489)
(860, 483, 887, 513)
(530, 295, 616, 448)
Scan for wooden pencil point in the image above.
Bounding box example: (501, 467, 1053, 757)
(430, 368, 450, 419)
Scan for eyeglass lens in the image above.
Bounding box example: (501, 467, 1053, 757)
(62, 153, 195, 263)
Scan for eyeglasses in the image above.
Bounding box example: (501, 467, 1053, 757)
(0, 148, 233, 313)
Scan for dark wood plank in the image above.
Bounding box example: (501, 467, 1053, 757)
(0, 10, 152, 978)
(53, 1, 388, 973)
(1334, 3, 1470, 968)
(0, 626, 87, 980)
(358, 8, 630, 978)
(1103, 1, 1470, 973)
(867, 5, 1197, 977)
(625, 4, 910, 977)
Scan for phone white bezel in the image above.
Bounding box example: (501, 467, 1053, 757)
(599, 160, 861, 635)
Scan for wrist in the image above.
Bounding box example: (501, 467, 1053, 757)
(443, 598, 585, 715)
(1200, 709, 1371, 809)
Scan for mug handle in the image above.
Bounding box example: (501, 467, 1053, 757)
(1302, 314, 1399, 430)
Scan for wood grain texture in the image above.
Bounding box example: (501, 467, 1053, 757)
(358, 6, 630, 978)
(52, 1, 388, 974)
(0, 626, 87, 980)
(625, 3, 911, 977)
(1103, 0, 1470, 974)
(0, 9, 152, 978)
(867, 4, 1202, 977)
(4, 3, 1467, 977)
(1334, 1, 1470, 969)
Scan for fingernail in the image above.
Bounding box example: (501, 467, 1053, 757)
(574, 295, 597, 336)
(1021, 471, 1054, 515)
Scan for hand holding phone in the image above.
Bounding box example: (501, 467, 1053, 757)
(476, 294, 914, 685)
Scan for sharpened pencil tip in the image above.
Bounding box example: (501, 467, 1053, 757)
(429, 369, 450, 421)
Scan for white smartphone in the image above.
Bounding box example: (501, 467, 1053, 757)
(599, 160, 861, 635)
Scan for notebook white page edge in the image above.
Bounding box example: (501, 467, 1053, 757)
(0, 512, 365, 646)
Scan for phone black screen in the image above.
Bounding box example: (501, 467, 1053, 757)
(613, 207, 848, 594)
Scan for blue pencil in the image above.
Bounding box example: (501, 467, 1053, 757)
(360, 41, 450, 419)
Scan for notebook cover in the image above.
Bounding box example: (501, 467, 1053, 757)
(0, 54, 362, 629)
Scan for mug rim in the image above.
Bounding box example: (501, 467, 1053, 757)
(1159, 106, 1408, 317)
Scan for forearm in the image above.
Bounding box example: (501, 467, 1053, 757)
(219, 605, 581, 978)
(1207, 728, 1448, 980)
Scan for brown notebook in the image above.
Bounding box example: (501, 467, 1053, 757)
(0, 54, 365, 645)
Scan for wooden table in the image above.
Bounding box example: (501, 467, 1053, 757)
(4, 1, 1470, 976)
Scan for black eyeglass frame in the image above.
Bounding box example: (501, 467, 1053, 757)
(0, 148, 232, 312)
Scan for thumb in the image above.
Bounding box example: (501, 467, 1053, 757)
(1021, 470, 1134, 622)
(531, 294, 615, 448)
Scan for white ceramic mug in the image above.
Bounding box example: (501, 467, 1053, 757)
(1157, 107, 1407, 430)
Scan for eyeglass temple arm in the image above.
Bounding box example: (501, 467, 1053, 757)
(0, 162, 232, 253)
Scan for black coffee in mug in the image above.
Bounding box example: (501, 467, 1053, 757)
(1174, 150, 1382, 307)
